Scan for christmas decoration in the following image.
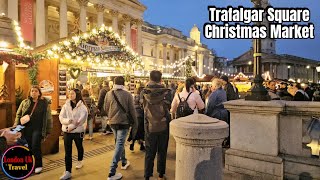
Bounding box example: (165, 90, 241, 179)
(28, 64, 38, 85)
(43, 24, 144, 73)
(69, 67, 81, 79)
(185, 57, 192, 78)
(0, 84, 9, 101)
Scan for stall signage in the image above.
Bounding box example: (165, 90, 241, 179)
(78, 37, 121, 55)
(39, 80, 54, 95)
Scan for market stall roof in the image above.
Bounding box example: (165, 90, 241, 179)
(31, 25, 143, 72)
(192, 75, 216, 82)
(0, 16, 35, 66)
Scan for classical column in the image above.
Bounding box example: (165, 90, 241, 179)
(123, 14, 131, 47)
(163, 43, 167, 73)
(59, 0, 68, 38)
(269, 63, 273, 79)
(169, 45, 174, 74)
(136, 19, 143, 55)
(155, 43, 159, 68)
(261, 63, 264, 73)
(77, 0, 88, 32)
(0, 0, 7, 16)
(36, 0, 46, 46)
(110, 10, 119, 33)
(94, 4, 105, 27)
(178, 48, 182, 60)
(8, 0, 18, 21)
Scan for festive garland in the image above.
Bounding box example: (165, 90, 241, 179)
(45, 25, 144, 72)
(28, 64, 38, 85)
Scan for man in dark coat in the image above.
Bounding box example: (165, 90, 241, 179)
(142, 71, 171, 180)
(97, 80, 112, 134)
(220, 75, 239, 101)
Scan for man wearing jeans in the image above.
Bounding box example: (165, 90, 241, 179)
(104, 76, 138, 180)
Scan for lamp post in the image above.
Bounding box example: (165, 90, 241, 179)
(245, 0, 271, 101)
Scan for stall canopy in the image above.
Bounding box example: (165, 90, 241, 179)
(192, 75, 215, 82)
(32, 25, 144, 74)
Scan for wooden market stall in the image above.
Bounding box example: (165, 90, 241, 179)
(27, 26, 143, 153)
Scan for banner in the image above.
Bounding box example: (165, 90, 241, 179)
(20, 0, 34, 42)
(131, 28, 137, 52)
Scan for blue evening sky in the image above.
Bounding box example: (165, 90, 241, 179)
(140, 0, 320, 61)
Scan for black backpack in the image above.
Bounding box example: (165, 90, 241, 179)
(176, 92, 194, 118)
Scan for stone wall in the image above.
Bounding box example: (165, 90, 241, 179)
(224, 100, 320, 180)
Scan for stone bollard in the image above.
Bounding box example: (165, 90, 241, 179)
(170, 114, 229, 180)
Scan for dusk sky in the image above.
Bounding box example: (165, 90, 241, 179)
(140, 0, 320, 61)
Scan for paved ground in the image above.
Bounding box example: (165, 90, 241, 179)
(29, 132, 176, 180)
(1, 132, 241, 180)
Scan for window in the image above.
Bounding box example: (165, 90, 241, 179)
(142, 46, 144, 55)
(270, 42, 273, 47)
(167, 52, 169, 60)
(159, 50, 162, 58)
(151, 49, 154, 57)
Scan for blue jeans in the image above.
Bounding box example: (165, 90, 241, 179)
(109, 128, 129, 175)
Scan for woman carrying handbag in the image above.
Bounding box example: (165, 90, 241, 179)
(14, 85, 52, 174)
(59, 88, 88, 180)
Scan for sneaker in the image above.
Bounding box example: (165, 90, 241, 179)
(158, 176, 166, 180)
(107, 173, 122, 180)
(158, 174, 166, 180)
(75, 161, 83, 169)
(34, 167, 42, 174)
(129, 143, 134, 151)
(103, 130, 113, 135)
(60, 171, 71, 180)
(121, 161, 130, 170)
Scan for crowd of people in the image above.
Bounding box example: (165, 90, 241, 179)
(2, 71, 318, 180)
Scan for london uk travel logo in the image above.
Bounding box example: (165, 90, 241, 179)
(1, 146, 35, 179)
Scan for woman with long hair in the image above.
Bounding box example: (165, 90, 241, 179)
(171, 77, 205, 118)
(15, 85, 52, 174)
(128, 86, 145, 151)
(59, 89, 88, 180)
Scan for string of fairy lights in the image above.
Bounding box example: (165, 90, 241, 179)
(10, 20, 254, 79)
(157, 55, 241, 78)
(44, 24, 144, 72)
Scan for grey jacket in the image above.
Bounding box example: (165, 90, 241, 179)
(104, 86, 138, 131)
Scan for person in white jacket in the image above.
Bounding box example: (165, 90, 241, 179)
(59, 89, 88, 180)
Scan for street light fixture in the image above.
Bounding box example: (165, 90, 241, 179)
(245, 0, 271, 101)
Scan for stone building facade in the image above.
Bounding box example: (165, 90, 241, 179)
(231, 0, 319, 83)
(0, 0, 214, 77)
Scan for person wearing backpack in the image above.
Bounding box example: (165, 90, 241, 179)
(171, 77, 205, 119)
(142, 70, 171, 180)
